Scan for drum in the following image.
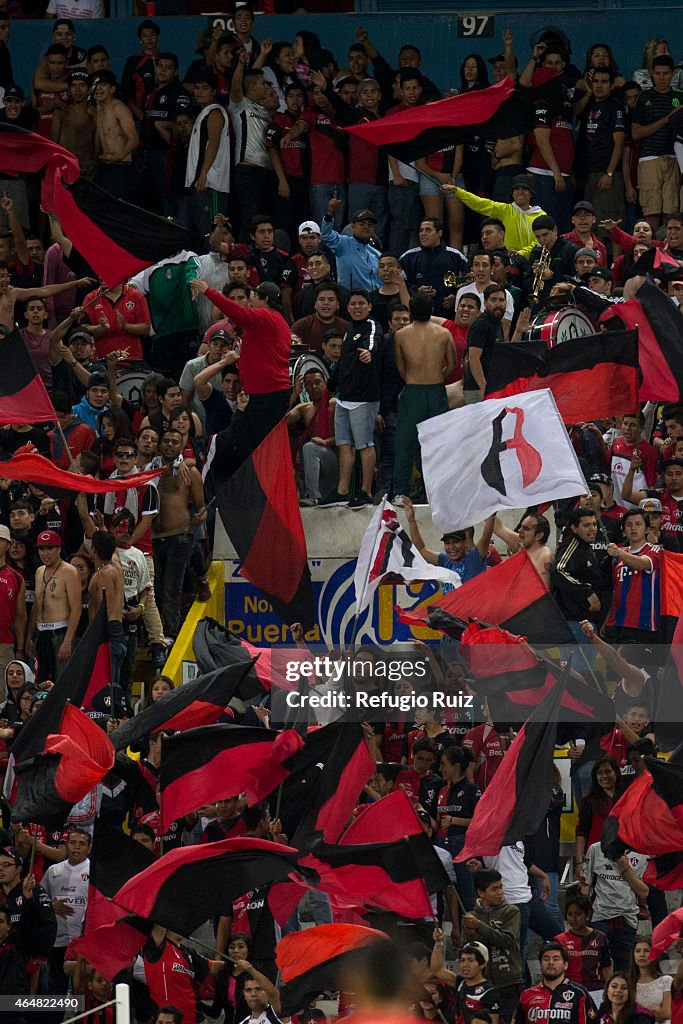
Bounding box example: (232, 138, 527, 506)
(115, 361, 151, 406)
(524, 308, 595, 349)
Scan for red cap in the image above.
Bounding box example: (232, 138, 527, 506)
(36, 530, 61, 548)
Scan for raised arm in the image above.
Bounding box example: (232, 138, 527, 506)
(403, 496, 440, 565)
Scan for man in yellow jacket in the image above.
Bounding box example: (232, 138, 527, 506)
(442, 174, 545, 258)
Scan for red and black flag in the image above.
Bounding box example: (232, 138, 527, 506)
(214, 420, 315, 629)
(109, 663, 252, 752)
(290, 722, 376, 850)
(344, 78, 523, 163)
(650, 906, 683, 959)
(602, 757, 683, 864)
(398, 550, 574, 646)
(458, 621, 615, 730)
(113, 836, 301, 935)
(484, 330, 639, 423)
(10, 601, 111, 764)
(456, 665, 568, 860)
(193, 617, 290, 697)
(71, 820, 155, 980)
(303, 832, 449, 918)
(0, 123, 200, 286)
(655, 604, 683, 751)
(658, 551, 683, 642)
(277, 924, 389, 1015)
(0, 331, 56, 426)
(158, 724, 304, 830)
(11, 703, 114, 827)
(599, 281, 683, 403)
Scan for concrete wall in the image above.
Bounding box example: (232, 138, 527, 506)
(6, 8, 683, 97)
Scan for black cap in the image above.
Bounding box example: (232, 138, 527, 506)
(587, 266, 613, 283)
(589, 473, 612, 487)
(441, 530, 467, 542)
(3, 85, 24, 100)
(511, 174, 535, 197)
(573, 201, 596, 215)
(68, 70, 90, 84)
(487, 53, 506, 64)
(255, 281, 283, 310)
(0, 847, 23, 866)
(86, 371, 109, 389)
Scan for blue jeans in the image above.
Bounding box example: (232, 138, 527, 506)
(388, 180, 421, 255)
(591, 918, 637, 971)
(309, 184, 346, 231)
(531, 873, 565, 936)
(348, 182, 390, 248)
(572, 758, 596, 810)
(528, 172, 574, 233)
(152, 532, 195, 639)
(110, 639, 127, 687)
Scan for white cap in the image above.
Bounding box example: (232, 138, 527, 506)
(299, 221, 321, 236)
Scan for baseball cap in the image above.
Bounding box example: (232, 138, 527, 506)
(671, 280, 683, 287)
(3, 85, 24, 101)
(68, 70, 90, 84)
(299, 220, 321, 235)
(31, 690, 49, 708)
(36, 530, 61, 548)
(511, 174, 535, 196)
(207, 328, 231, 344)
(0, 526, 10, 543)
(462, 941, 489, 964)
(640, 497, 663, 513)
(94, 70, 117, 87)
(587, 267, 613, 283)
(441, 530, 467, 542)
(86, 371, 109, 389)
(255, 281, 283, 308)
(353, 209, 377, 224)
(0, 847, 23, 866)
(589, 473, 612, 487)
(573, 201, 595, 214)
(487, 53, 505, 65)
(68, 327, 93, 345)
(575, 246, 598, 261)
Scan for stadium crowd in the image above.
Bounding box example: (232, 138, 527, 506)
(0, 8, 683, 1024)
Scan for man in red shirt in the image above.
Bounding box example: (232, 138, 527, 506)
(514, 942, 598, 1024)
(462, 716, 510, 791)
(48, 393, 96, 470)
(609, 412, 658, 509)
(190, 278, 292, 473)
(562, 202, 608, 266)
(144, 924, 223, 1024)
(266, 88, 310, 245)
(432, 293, 482, 388)
(81, 282, 151, 361)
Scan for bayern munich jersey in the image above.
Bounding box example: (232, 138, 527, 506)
(607, 543, 661, 631)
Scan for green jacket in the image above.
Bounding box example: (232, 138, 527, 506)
(470, 897, 523, 988)
(454, 187, 546, 258)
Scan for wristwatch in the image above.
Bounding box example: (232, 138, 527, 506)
(606, 171, 613, 177)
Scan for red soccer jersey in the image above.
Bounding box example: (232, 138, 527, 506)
(0, 564, 22, 645)
(516, 980, 597, 1024)
(609, 437, 658, 507)
(527, 88, 575, 175)
(562, 230, 607, 266)
(266, 110, 308, 178)
(347, 108, 381, 185)
(83, 286, 151, 360)
(442, 320, 467, 384)
(462, 723, 509, 791)
(555, 929, 612, 989)
(380, 721, 410, 763)
(144, 938, 206, 1024)
(308, 109, 346, 185)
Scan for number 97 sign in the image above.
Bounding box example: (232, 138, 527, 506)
(457, 13, 495, 37)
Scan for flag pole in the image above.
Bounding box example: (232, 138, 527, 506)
(274, 781, 284, 821)
(28, 828, 38, 876)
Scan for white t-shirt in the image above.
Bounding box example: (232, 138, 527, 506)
(116, 543, 151, 603)
(46, 0, 104, 16)
(583, 843, 647, 929)
(43, 857, 90, 946)
(229, 96, 271, 168)
(484, 842, 532, 904)
(456, 282, 514, 322)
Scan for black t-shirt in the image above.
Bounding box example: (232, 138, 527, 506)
(0, 426, 49, 457)
(369, 289, 401, 332)
(201, 388, 233, 435)
(250, 247, 298, 290)
(632, 88, 682, 157)
(144, 80, 185, 150)
(440, 780, 481, 839)
(455, 978, 500, 1024)
(578, 96, 626, 173)
(0, 108, 39, 131)
(464, 311, 504, 391)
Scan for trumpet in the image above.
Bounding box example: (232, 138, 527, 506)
(443, 271, 473, 288)
(530, 246, 551, 303)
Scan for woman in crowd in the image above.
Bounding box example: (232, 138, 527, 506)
(628, 939, 672, 1023)
(599, 973, 655, 1024)
(575, 755, 627, 878)
(437, 744, 480, 909)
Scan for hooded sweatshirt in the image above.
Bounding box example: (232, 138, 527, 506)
(453, 186, 545, 258)
(0, 660, 34, 720)
(469, 896, 523, 990)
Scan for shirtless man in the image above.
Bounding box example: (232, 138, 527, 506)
(494, 512, 554, 588)
(29, 530, 81, 683)
(152, 429, 207, 640)
(52, 71, 97, 178)
(392, 292, 456, 506)
(93, 70, 138, 201)
(88, 530, 127, 686)
(0, 261, 92, 337)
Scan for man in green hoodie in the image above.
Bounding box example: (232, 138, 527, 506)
(441, 176, 545, 258)
(462, 869, 523, 1022)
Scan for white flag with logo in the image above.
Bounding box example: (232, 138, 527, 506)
(354, 499, 460, 614)
(417, 389, 587, 533)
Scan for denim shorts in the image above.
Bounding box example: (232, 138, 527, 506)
(418, 172, 445, 197)
(334, 402, 379, 450)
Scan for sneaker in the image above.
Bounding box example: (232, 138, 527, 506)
(372, 488, 387, 505)
(392, 494, 407, 507)
(196, 579, 211, 602)
(347, 491, 372, 509)
(299, 497, 317, 507)
(318, 490, 350, 507)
